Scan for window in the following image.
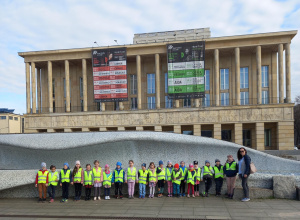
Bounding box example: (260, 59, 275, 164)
(147, 73, 155, 94)
(262, 66, 269, 87)
(205, 70, 210, 91)
(241, 92, 249, 105)
(80, 99, 83, 112)
(165, 73, 168, 93)
(183, 130, 193, 135)
(114, 102, 119, 111)
(14, 117, 18, 121)
(80, 77, 83, 98)
(202, 94, 210, 107)
(130, 75, 137, 95)
(221, 93, 229, 106)
(262, 90, 269, 104)
(52, 79, 55, 98)
(264, 129, 271, 147)
(147, 97, 155, 109)
(183, 98, 191, 108)
(0, 116, 6, 120)
(96, 102, 101, 111)
(220, 69, 229, 90)
(222, 130, 232, 142)
(131, 97, 137, 110)
(243, 130, 251, 147)
(165, 96, 173, 108)
(201, 130, 212, 138)
(9, 116, 13, 120)
(53, 101, 56, 113)
(240, 67, 249, 89)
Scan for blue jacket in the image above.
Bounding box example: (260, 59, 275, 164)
(111, 168, 125, 183)
(239, 154, 251, 176)
(223, 160, 239, 177)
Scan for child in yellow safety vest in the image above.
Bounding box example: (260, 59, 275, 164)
(179, 161, 187, 197)
(156, 160, 165, 198)
(84, 164, 93, 201)
(103, 164, 112, 200)
(47, 165, 59, 203)
(72, 160, 84, 201)
(59, 162, 72, 203)
(112, 161, 125, 199)
(148, 162, 157, 198)
(138, 163, 148, 199)
(125, 160, 138, 199)
(165, 161, 173, 197)
(184, 164, 197, 197)
(171, 163, 182, 198)
(93, 160, 103, 201)
(35, 162, 49, 203)
(213, 159, 224, 196)
(201, 160, 214, 197)
(193, 161, 201, 197)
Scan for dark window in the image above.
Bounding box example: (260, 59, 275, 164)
(222, 130, 232, 142)
(182, 130, 193, 135)
(243, 130, 251, 147)
(201, 130, 212, 138)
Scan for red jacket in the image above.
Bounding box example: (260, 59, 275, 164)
(35, 169, 49, 184)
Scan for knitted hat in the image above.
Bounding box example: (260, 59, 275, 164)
(215, 159, 220, 163)
(105, 164, 109, 168)
(167, 160, 172, 165)
(159, 160, 164, 165)
(142, 163, 146, 168)
(174, 163, 179, 169)
(63, 162, 69, 168)
(189, 163, 194, 168)
(41, 162, 46, 168)
(205, 160, 210, 164)
(193, 160, 198, 165)
(75, 160, 80, 165)
(116, 161, 122, 166)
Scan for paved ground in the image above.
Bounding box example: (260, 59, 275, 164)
(0, 196, 299, 220)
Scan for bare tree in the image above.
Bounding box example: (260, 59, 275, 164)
(294, 95, 300, 147)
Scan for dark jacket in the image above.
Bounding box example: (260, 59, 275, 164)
(223, 160, 239, 177)
(111, 168, 125, 183)
(239, 154, 251, 176)
(184, 170, 197, 182)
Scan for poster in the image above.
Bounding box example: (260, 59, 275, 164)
(167, 41, 205, 99)
(92, 48, 128, 102)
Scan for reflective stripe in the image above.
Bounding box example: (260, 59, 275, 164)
(226, 162, 237, 171)
(203, 166, 213, 176)
(93, 167, 102, 181)
(127, 167, 136, 181)
(74, 168, 82, 182)
(138, 169, 148, 184)
(213, 166, 224, 179)
(61, 170, 71, 183)
(37, 171, 49, 184)
(114, 169, 124, 183)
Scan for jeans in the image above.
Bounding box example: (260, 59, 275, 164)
(61, 182, 69, 199)
(215, 177, 223, 194)
(239, 174, 249, 198)
(47, 184, 56, 199)
(104, 187, 111, 196)
(203, 176, 212, 193)
(139, 183, 146, 197)
(173, 183, 180, 195)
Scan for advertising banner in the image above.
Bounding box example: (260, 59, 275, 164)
(167, 42, 205, 99)
(92, 48, 128, 102)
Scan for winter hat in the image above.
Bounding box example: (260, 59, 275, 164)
(142, 163, 146, 168)
(205, 160, 210, 164)
(116, 161, 122, 166)
(75, 160, 80, 165)
(174, 163, 179, 169)
(41, 162, 46, 168)
(63, 162, 69, 168)
(193, 161, 198, 165)
(189, 163, 194, 168)
(167, 160, 172, 165)
(105, 164, 109, 168)
(159, 160, 164, 165)
(227, 155, 233, 158)
(215, 159, 220, 163)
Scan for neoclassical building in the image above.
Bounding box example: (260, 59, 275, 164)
(19, 28, 297, 150)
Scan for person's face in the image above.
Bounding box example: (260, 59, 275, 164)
(142, 166, 146, 171)
(205, 163, 210, 167)
(105, 167, 109, 171)
(117, 165, 121, 169)
(86, 165, 91, 171)
(129, 161, 134, 167)
(194, 164, 198, 168)
(51, 167, 56, 172)
(160, 164, 163, 168)
(227, 157, 233, 162)
(63, 165, 68, 169)
(174, 168, 178, 171)
(216, 161, 220, 166)
(150, 164, 154, 169)
(42, 167, 46, 170)
(76, 164, 80, 168)
(239, 148, 246, 156)
(168, 163, 172, 168)
(180, 162, 185, 167)
(189, 166, 193, 170)
(94, 162, 99, 167)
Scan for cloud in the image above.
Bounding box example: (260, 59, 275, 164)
(0, 0, 299, 114)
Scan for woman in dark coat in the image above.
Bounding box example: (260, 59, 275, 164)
(237, 147, 251, 202)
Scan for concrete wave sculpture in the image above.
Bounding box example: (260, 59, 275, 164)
(0, 132, 299, 198)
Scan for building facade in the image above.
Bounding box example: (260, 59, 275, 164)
(0, 109, 24, 134)
(18, 29, 297, 150)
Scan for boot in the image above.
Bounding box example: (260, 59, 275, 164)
(231, 189, 235, 199)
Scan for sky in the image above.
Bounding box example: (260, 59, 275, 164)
(0, 0, 299, 114)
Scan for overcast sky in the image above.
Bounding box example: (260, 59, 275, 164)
(0, 0, 299, 114)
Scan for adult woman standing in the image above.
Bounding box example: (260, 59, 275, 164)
(237, 147, 251, 202)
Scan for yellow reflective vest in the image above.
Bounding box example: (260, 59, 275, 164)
(103, 172, 112, 187)
(73, 168, 82, 182)
(114, 169, 124, 183)
(61, 170, 71, 183)
(157, 167, 165, 180)
(166, 168, 173, 181)
(180, 167, 187, 180)
(213, 166, 224, 179)
(203, 166, 213, 177)
(93, 167, 102, 182)
(127, 167, 136, 181)
(37, 170, 49, 184)
(195, 167, 201, 181)
(172, 170, 181, 185)
(226, 162, 237, 171)
(187, 171, 196, 185)
(48, 171, 59, 186)
(138, 169, 148, 184)
(148, 169, 157, 182)
(84, 170, 93, 185)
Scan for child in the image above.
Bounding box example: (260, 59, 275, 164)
(59, 162, 72, 202)
(213, 159, 224, 196)
(72, 160, 83, 201)
(138, 163, 148, 199)
(112, 162, 125, 199)
(165, 161, 173, 197)
(179, 161, 187, 197)
(171, 163, 182, 198)
(156, 160, 165, 198)
(201, 160, 214, 197)
(185, 164, 196, 197)
(35, 162, 49, 203)
(125, 160, 138, 199)
(93, 160, 103, 201)
(194, 161, 201, 197)
(224, 155, 238, 199)
(103, 164, 112, 200)
(148, 162, 157, 198)
(47, 165, 59, 203)
(84, 164, 93, 201)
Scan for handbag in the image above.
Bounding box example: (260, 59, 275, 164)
(250, 162, 257, 174)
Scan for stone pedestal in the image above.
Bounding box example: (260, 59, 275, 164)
(273, 175, 296, 199)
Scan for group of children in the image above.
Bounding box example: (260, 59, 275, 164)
(35, 155, 238, 203)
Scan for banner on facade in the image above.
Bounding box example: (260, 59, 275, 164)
(167, 42, 205, 99)
(92, 48, 128, 102)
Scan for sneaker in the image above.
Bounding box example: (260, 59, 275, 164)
(187, 194, 190, 198)
(192, 194, 195, 198)
(139, 195, 142, 199)
(129, 196, 132, 199)
(98, 196, 101, 200)
(64, 199, 68, 203)
(120, 196, 123, 199)
(60, 198, 65, 203)
(241, 198, 250, 202)
(132, 196, 134, 199)
(108, 196, 110, 200)
(38, 198, 42, 203)
(49, 199, 54, 203)
(94, 197, 97, 201)
(182, 193, 186, 197)
(149, 194, 151, 198)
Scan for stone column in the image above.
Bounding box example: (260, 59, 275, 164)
(193, 124, 201, 136)
(100, 127, 107, 132)
(194, 99, 200, 107)
(175, 100, 180, 108)
(155, 126, 162, 132)
(82, 59, 88, 111)
(255, 122, 264, 151)
(213, 124, 221, 140)
(118, 127, 125, 131)
(26, 62, 31, 113)
(174, 125, 181, 134)
(256, 46, 262, 104)
(136, 55, 142, 110)
(155, 54, 161, 109)
(65, 60, 70, 112)
(235, 48, 240, 105)
(285, 43, 291, 103)
(47, 61, 53, 113)
(37, 68, 41, 113)
(136, 126, 143, 131)
(101, 103, 105, 111)
(278, 44, 284, 103)
(234, 123, 243, 145)
(214, 49, 219, 106)
(31, 62, 36, 113)
(277, 121, 294, 150)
